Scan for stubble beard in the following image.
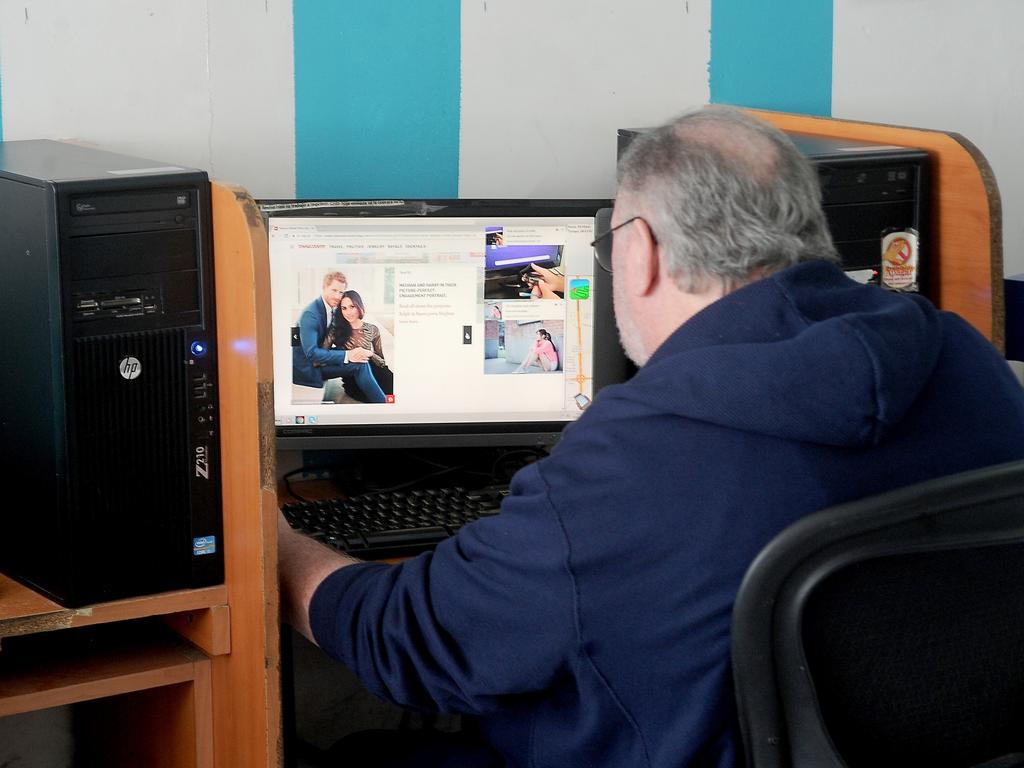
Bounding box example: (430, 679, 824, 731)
(613, 285, 649, 368)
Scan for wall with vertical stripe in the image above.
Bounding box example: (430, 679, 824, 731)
(458, 0, 709, 199)
(292, 1, 461, 199)
(707, 0, 1024, 277)
(1, 2, 1021, 274)
(710, 0, 832, 117)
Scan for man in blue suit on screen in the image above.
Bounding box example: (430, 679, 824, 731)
(278, 106, 1024, 767)
(292, 270, 386, 403)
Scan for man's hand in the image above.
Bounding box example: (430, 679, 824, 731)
(529, 263, 565, 299)
(346, 346, 372, 363)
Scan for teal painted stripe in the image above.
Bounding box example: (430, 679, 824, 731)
(293, 1, 461, 198)
(710, 0, 832, 117)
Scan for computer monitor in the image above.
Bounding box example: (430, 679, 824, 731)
(261, 199, 629, 450)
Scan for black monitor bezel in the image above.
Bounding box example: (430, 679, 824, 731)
(259, 198, 625, 451)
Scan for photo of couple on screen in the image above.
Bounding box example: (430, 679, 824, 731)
(291, 265, 396, 405)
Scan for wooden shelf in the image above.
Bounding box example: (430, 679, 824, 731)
(0, 624, 214, 767)
(0, 626, 209, 718)
(0, 572, 227, 640)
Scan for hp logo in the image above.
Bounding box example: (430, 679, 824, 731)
(119, 356, 142, 380)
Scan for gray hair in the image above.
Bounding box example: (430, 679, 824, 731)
(617, 104, 839, 292)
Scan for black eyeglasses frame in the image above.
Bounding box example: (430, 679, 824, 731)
(590, 216, 651, 273)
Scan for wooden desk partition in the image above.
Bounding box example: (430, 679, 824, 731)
(210, 180, 281, 767)
(748, 109, 1004, 350)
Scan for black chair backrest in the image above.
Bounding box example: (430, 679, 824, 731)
(732, 460, 1024, 768)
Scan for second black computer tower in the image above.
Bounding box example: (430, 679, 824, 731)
(786, 132, 930, 294)
(0, 140, 224, 607)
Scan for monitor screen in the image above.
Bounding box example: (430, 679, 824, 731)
(261, 199, 627, 449)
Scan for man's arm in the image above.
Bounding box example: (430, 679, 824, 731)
(298, 308, 353, 367)
(303, 463, 578, 715)
(278, 512, 360, 644)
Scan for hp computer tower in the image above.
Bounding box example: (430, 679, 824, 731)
(617, 128, 930, 296)
(0, 140, 223, 607)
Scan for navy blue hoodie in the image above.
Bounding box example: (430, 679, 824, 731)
(310, 262, 1024, 768)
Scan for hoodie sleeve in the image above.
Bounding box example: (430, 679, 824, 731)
(308, 462, 577, 714)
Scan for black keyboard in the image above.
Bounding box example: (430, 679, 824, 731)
(281, 485, 509, 559)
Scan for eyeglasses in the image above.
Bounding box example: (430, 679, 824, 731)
(590, 216, 652, 273)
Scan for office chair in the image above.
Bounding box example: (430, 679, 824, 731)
(731, 460, 1024, 768)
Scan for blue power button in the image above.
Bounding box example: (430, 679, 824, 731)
(190, 341, 208, 357)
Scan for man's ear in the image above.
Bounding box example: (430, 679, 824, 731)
(632, 218, 661, 296)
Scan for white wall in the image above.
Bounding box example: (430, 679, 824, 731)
(832, 0, 1024, 277)
(1, 1, 708, 203)
(0, 0, 295, 199)
(3, 0, 1020, 276)
(459, 0, 710, 199)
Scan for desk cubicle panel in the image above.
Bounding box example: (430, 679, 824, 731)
(748, 109, 1004, 351)
(210, 180, 282, 768)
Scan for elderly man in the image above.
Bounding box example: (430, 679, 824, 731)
(279, 105, 1024, 767)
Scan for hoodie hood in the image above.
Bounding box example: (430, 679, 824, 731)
(624, 261, 944, 448)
